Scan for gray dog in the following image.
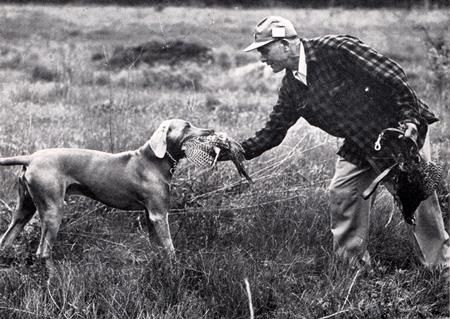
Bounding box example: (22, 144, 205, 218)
(0, 119, 214, 270)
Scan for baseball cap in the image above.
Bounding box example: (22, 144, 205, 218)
(243, 16, 298, 52)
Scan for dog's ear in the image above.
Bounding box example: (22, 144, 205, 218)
(149, 121, 170, 158)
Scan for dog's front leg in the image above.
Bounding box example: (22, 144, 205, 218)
(144, 207, 175, 257)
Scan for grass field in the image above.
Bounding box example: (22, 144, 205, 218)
(0, 4, 448, 319)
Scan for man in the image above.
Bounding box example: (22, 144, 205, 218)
(238, 16, 449, 267)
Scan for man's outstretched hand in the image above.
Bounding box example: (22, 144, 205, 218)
(213, 133, 253, 183)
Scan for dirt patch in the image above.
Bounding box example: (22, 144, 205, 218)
(93, 40, 213, 69)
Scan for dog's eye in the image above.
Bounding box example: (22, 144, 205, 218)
(183, 124, 192, 132)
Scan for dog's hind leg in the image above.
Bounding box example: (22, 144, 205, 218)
(0, 174, 37, 250)
(34, 199, 64, 278)
(35, 202, 63, 260)
(25, 173, 66, 273)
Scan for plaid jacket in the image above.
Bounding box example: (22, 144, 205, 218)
(241, 35, 438, 168)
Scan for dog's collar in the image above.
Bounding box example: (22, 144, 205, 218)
(165, 151, 178, 175)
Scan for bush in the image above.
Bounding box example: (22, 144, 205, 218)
(94, 40, 213, 69)
(0, 46, 21, 69)
(31, 65, 58, 82)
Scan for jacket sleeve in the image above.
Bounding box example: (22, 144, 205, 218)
(241, 76, 302, 160)
(335, 35, 438, 147)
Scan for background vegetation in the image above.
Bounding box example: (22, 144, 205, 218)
(0, 0, 448, 9)
(0, 4, 448, 318)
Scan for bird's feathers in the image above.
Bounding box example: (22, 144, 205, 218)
(183, 134, 253, 183)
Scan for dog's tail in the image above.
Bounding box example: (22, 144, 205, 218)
(0, 155, 32, 166)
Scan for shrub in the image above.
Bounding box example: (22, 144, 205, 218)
(0, 46, 21, 69)
(95, 40, 214, 69)
(31, 65, 58, 82)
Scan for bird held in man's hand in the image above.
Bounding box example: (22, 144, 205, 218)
(183, 133, 253, 184)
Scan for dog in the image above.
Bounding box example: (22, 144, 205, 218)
(0, 119, 214, 269)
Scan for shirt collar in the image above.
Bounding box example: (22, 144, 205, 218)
(302, 38, 319, 62)
(292, 40, 308, 85)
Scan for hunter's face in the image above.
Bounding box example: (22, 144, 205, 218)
(257, 40, 289, 73)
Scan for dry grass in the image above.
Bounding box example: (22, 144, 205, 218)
(0, 4, 448, 318)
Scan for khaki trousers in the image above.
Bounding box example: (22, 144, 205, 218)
(328, 135, 449, 267)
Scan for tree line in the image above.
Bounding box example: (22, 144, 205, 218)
(0, 0, 447, 8)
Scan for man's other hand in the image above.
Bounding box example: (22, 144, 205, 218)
(403, 122, 418, 143)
